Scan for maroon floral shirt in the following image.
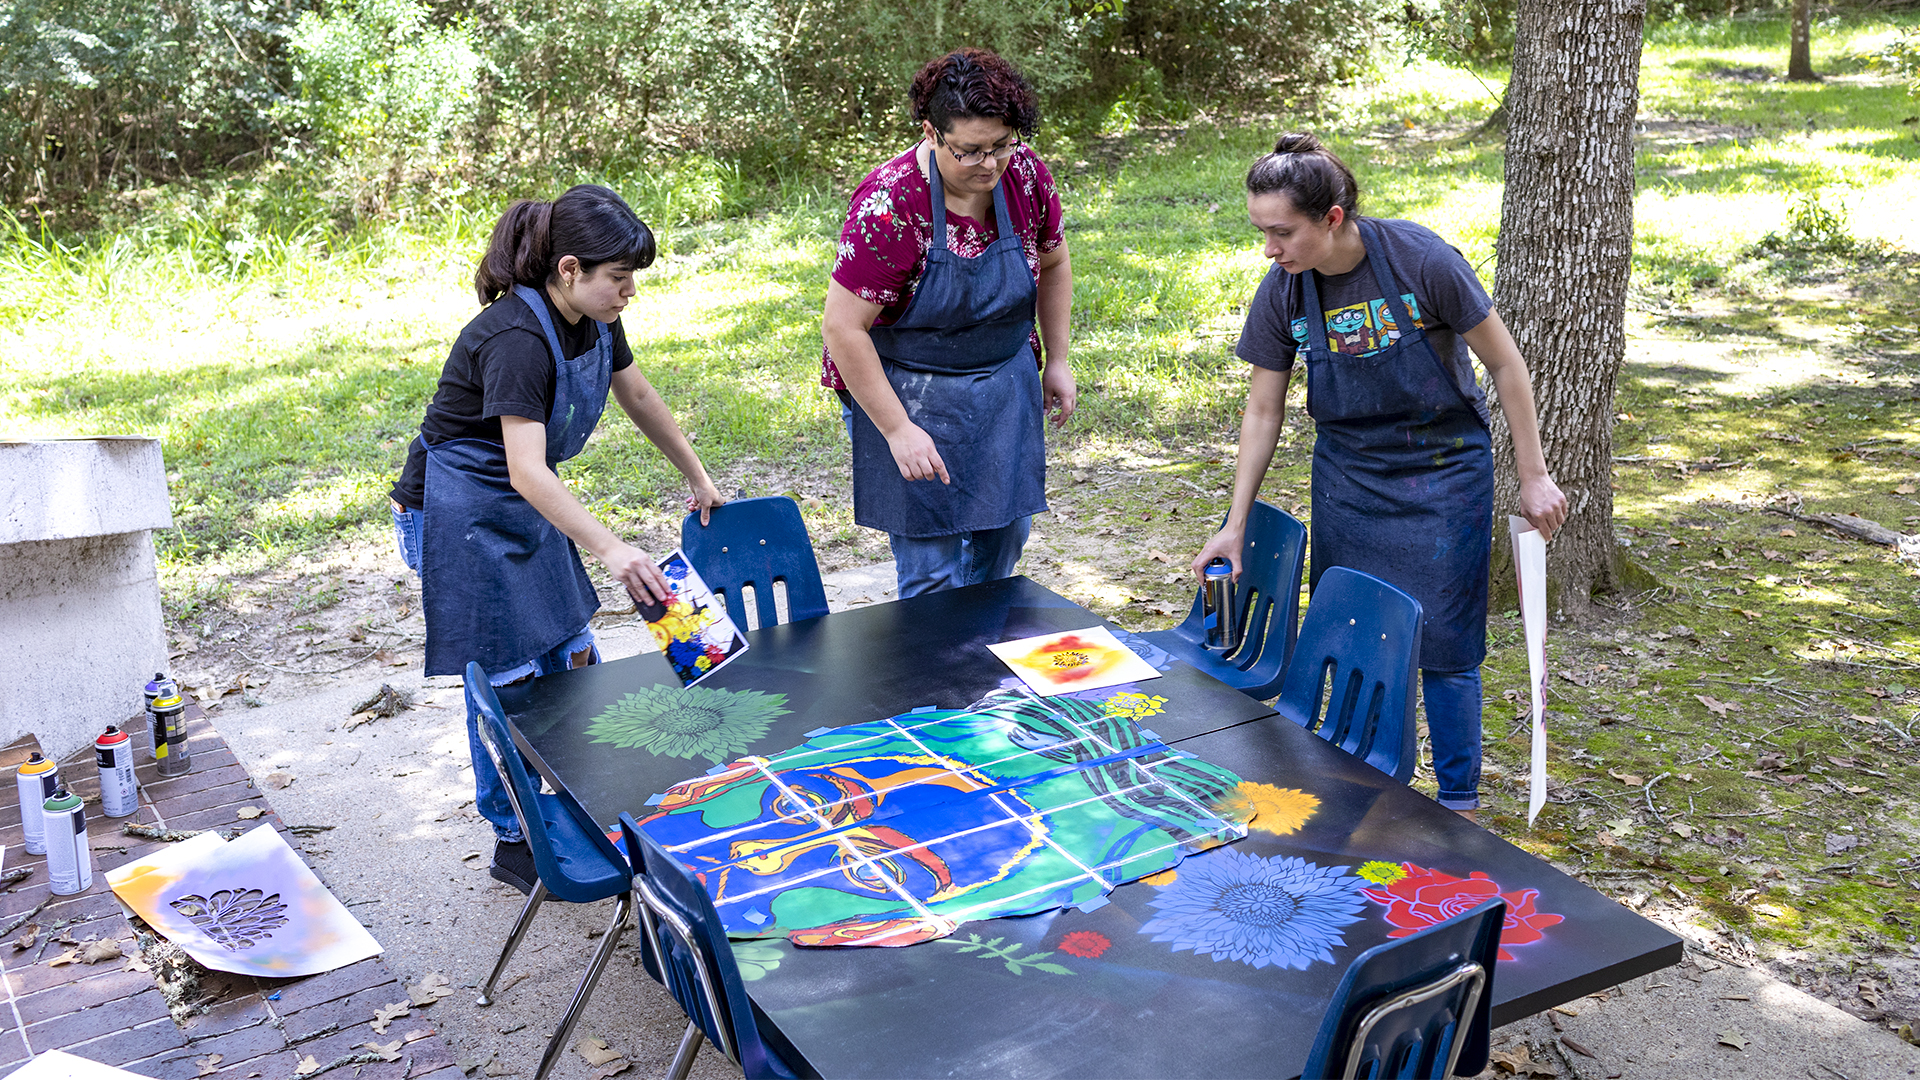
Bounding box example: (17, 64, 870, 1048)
(821, 143, 1065, 389)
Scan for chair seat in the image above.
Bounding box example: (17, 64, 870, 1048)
(1148, 501, 1307, 701)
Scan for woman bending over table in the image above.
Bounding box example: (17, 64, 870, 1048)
(821, 47, 1075, 597)
(390, 184, 724, 891)
(1191, 134, 1568, 820)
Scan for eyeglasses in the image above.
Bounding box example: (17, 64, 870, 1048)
(935, 132, 1021, 168)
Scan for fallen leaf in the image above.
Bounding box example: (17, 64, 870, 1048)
(195, 1054, 223, 1077)
(45, 949, 79, 967)
(1866, 686, 1890, 699)
(1694, 694, 1738, 717)
(1671, 823, 1694, 839)
(235, 807, 265, 820)
(574, 1037, 623, 1067)
(589, 1061, 632, 1080)
(80, 939, 123, 964)
(1146, 549, 1175, 564)
(1896, 483, 1915, 495)
(401, 1029, 434, 1044)
(11, 927, 36, 951)
(295, 1055, 321, 1076)
(1824, 834, 1864, 855)
(1560, 1035, 1597, 1058)
(1595, 831, 1619, 848)
(1608, 769, 1645, 787)
(263, 772, 295, 790)
(359, 1041, 402, 1063)
(1717, 1027, 1749, 1050)
(1846, 785, 1872, 795)
(1778, 527, 1797, 537)
(456, 1054, 492, 1076)
(1756, 752, 1787, 771)
(370, 1001, 412, 1034)
(408, 971, 455, 1007)
(484, 1059, 516, 1077)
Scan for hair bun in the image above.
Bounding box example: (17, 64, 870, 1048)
(1273, 132, 1323, 155)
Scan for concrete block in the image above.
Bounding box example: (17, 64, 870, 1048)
(0, 437, 171, 760)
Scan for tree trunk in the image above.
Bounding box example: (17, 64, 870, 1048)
(1787, 0, 1819, 82)
(1489, 0, 1646, 616)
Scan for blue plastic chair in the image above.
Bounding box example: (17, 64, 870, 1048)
(618, 814, 799, 1080)
(1142, 501, 1307, 700)
(680, 496, 830, 631)
(1273, 566, 1423, 784)
(468, 663, 635, 1080)
(1300, 897, 1505, 1080)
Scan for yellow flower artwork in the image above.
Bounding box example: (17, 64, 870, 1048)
(1216, 782, 1320, 836)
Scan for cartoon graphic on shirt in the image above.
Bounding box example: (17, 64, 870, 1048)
(1292, 292, 1425, 355)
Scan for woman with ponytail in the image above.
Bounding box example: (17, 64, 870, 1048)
(820, 48, 1075, 596)
(1191, 134, 1569, 822)
(390, 183, 723, 891)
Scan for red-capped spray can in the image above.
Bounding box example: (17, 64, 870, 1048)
(94, 726, 139, 818)
(42, 788, 91, 896)
(151, 691, 191, 778)
(15, 753, 58, 855)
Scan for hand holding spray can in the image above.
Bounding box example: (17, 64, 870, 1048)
(1202, 557, 1240, 652)
(15, 753, 58, 855)
(94, 726, 139, 817)
(43, 787, 92, 896)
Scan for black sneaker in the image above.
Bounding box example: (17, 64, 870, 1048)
(490, 839, 537, 895)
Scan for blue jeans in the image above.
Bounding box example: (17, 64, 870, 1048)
(1423, 668, 1483, 810)
(888, 518, 1031, 598)
(391, 504, 422, 572)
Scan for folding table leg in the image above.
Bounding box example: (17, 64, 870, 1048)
(477, 881, 550, 1006)
(534, 893, 634, 1080)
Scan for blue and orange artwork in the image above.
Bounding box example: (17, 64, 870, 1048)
(640, 688, 1254, 947)
(644, 550, 748, 686)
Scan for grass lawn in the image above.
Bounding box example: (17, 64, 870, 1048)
(3, 10, 1918, 1023)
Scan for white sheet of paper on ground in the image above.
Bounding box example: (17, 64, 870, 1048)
(1509, 516, 1550, 827)
(106, 825, 381, 977)
(987, 624, 1162, 696)
(10, 1049, 147, 1080)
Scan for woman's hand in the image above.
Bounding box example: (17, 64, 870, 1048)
(1042, 359, 1076, 427)
(686, 478, 727, 526)
(1519, 473, 1570, 542)
(887, 423, 950, 483)
(1191, 526, 1247, 582)
(604, 542, 671, 603)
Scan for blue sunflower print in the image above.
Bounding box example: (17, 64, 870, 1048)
(1138, 849, 1367, 969)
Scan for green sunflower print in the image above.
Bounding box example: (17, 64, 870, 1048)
(584, 684, 790, 762)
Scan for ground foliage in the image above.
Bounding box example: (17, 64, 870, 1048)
(3, 9, 1920, 1033)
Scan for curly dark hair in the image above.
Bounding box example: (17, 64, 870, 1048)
(908, 48, 1039, 137)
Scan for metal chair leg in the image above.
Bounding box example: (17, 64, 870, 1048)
(665, 1020, 704, 1080)
(533, 894, 633, 1080)
(477, 880, 549, 1006)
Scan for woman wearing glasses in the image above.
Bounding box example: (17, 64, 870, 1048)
(821, 48, 1073, 596)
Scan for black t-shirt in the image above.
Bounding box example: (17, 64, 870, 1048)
(1235, 217, 1492, 424)
(391, 288, 634, 508)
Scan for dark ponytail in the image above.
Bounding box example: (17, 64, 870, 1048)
(473, 184, 657, 306)
(1245, 133, 1360, 223)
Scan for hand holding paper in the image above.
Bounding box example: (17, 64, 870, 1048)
(1509, 516, 1549, 826)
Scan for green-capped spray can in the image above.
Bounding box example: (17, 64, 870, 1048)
(43, 787, 91, 896)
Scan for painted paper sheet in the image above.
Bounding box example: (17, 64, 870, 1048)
(986, 625, 1162, 696)
(642, 550, 748, 686)
(11, 1049, 147, 1080)
(1509, 516, 1550, 826)
(107, 825, 381, 977)
(640, 687, 1250, 947)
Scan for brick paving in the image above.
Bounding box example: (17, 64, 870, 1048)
(0, 715, 460, 1080)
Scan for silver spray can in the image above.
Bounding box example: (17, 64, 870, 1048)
(151, 691, 191, 777)
(42, 788, 91, 896)
(94, 726, 139, 818)
(15, 753, 58, 855)
(144, 673, 178, 764)
(1202, 558, 1240, 652)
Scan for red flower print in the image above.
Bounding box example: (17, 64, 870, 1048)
(1056, 930, 1111, 959)
(1361, 863, 1565, 961)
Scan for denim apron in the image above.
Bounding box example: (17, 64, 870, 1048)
(420, 285, 612, 677)
(848, 153, 1047, 538)
(1301, 220, 1495, 673)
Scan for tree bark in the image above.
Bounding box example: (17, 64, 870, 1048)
(1787, 0, 1819, 82)
(1489, 0, 1646, 615)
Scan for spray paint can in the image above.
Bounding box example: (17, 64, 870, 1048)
(15, 753, 59, 855)
(42, 788, 91, 896)
(94, 726, 139, 818)
(151, 691, 191, 778)
(1202, 558, 1240, 652)
(144, 673, 178, 764)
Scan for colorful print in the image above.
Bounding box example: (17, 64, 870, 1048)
(585, 684, 790, 762)
(937, 933, 1075, 976)
(988, 625, 1163, 696)
(1360, 862, 1566, 961)
(1102, 692, 1168, 721)
(1215, 783, 1320, 836)
(1139, 850, 1368, 970)
(645, 550, 748, 686)
(732, 941, 782, 982)
(640, 687, 1249, 947)
(1290, 292, 1426, 356)
(1055, 930, 1112, 959)
(1355, 860, 1407, 886)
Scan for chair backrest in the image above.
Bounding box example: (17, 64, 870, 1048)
(680, 496, 829, 631)
(618, 814, 789, 1080)
(1301, 897, 1504, 1080)
(1177, 500, 1307, 675)
(1273, 567, 1422, 783)
(467, 662, 629, 903)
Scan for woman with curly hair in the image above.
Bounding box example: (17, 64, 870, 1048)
(820, 48, 1074, 596)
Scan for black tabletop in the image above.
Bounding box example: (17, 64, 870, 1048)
(502, 576, 1275, 826)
